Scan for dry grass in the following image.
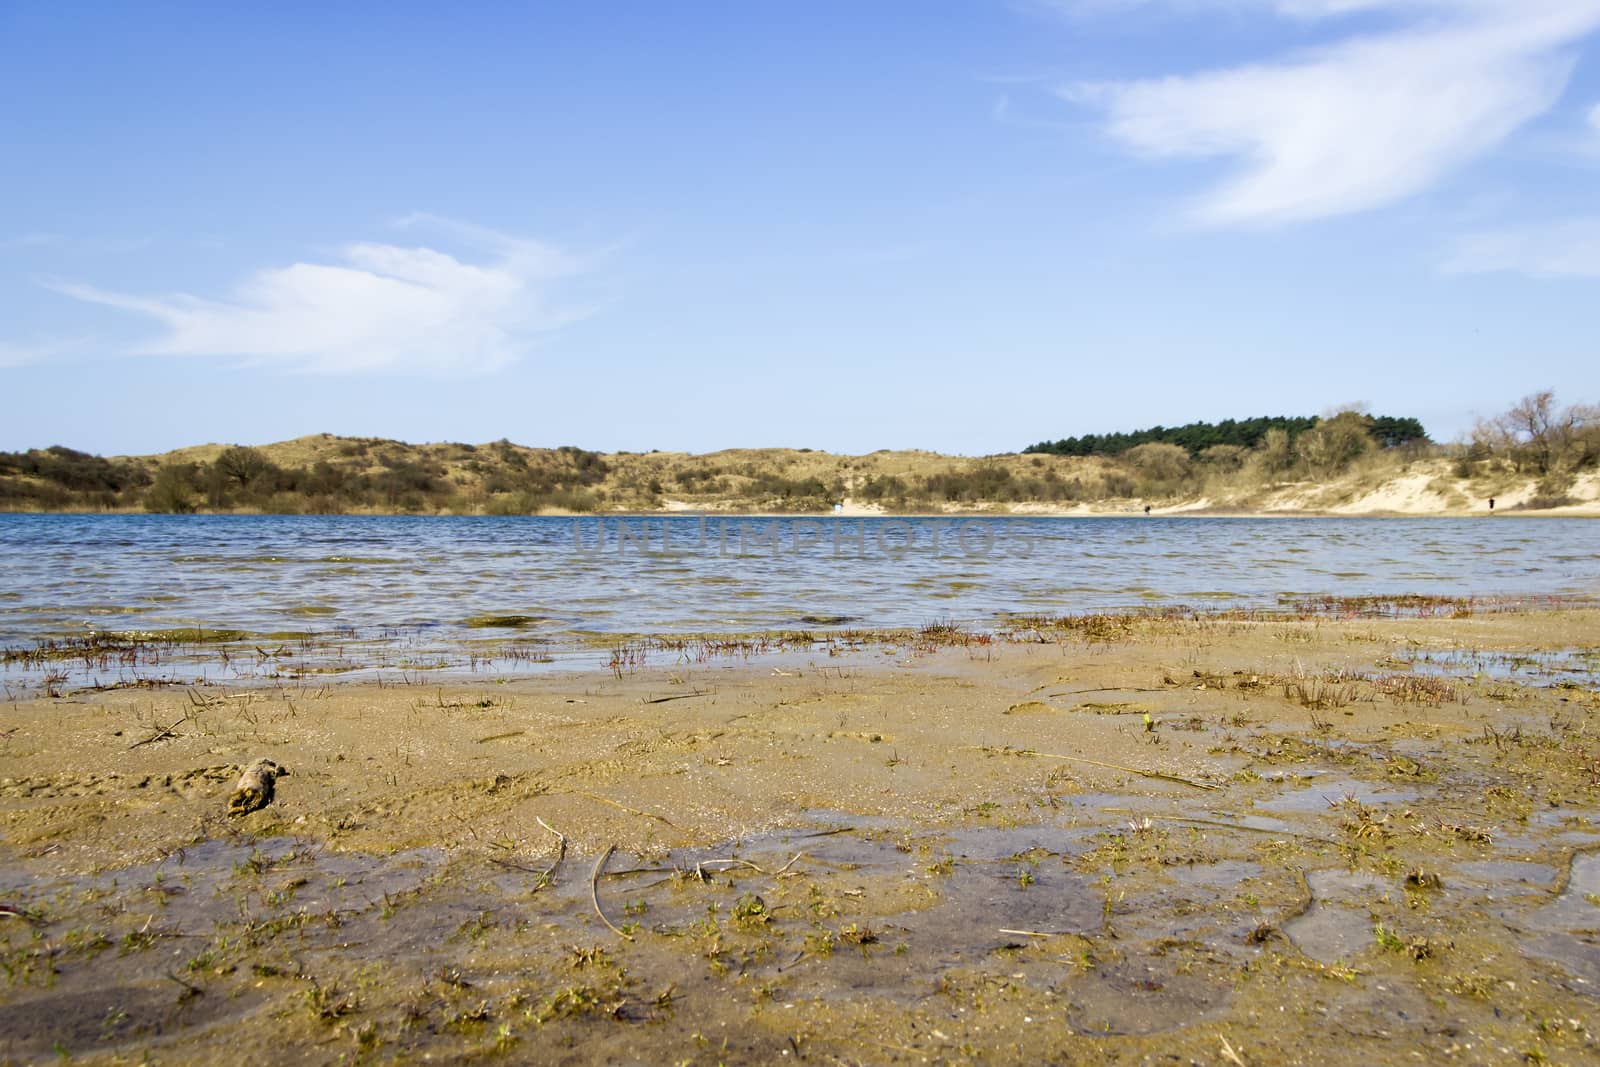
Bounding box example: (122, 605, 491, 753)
(3, 434, 1598, 515)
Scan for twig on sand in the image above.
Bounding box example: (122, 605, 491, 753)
(690, 850, 807, 881)
(643, 690, 713, 705)
(566, 791, 681, 829)
(129, 709, 195, 749)
(965, 745, 1219, 791)
(999, 928, 1053, 938)
(476, 730, 525, 744)
(1219, 1034, 1247, 1066)
(534, 816, 568, 886)
(489, 816, 571, 882)
(772, 852, 806, 876)
(590, 845, 633, 941)
(694, 857, 765, 880)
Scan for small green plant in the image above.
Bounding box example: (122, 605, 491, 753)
(457, 910, 497, 941)
(732, 893, 769, 926)
(120, 928, 158, 954)
(805, 929, 837, 956)
(839, 923, 878, 946)
(303, 979, 356, 1024)
(1374, 922, 1432, 960)
(567, 945, 609, 969)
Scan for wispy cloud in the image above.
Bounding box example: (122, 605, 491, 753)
(50, 218, 592, 374)
(992, 93, 1080, 133)
(1444, 217, 1600, 278)
(0, 339, 73, 368)
(1042, 1, 1529, 19)
(4, 232, 66, 249)
(1065, 0, 1600, 225)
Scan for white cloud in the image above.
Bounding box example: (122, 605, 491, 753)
(1066, 0, 1600, 225)
(51, 219, 590, 374)
(1444, 217, 1600, 277)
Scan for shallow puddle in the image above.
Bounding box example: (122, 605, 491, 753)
(1450, 859, 1558, 890)
(1259, 779, 1420, 814)
(1284, 901, 1374, 964)
(1063, 957, 1234, 1036)
(1283, 869, 1392, 963)
(1521, 851, 1600, 992)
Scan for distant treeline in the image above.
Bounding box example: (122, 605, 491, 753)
(1024, 414, 1429, 457)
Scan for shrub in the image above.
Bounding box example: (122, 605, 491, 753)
(1255, 428, 1295, 475)
(1124, 442, 1191, 491)
(1295, 411, 1375, 476)
(145, 465, 198, 513)
(1199, 444, 1248, 472)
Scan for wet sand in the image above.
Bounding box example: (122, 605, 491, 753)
(2, 608, 1599, 1064)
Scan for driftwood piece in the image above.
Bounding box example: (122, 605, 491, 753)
(590, 844, 633, 941)
(228, 758, 288, 816)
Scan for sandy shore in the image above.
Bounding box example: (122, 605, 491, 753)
(3, 608, 1599, 1064)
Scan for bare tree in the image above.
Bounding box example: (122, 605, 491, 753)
(1494, 391, 1599, 474)
(1504, 391, 1559, 474)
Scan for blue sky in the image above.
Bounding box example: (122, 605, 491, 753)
(2, 0, 1597, 456)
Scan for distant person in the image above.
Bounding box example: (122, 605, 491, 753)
(1488, 497, 1495, 512)
(1143, 505, 1151, 515)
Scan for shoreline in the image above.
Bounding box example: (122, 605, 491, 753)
(3, 605, 1599, 1062)
(3, 504, 1598, 518)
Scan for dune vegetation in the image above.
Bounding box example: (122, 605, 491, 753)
(1, 393, 1595, 516)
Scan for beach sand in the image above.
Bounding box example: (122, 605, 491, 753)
(3, 607, 1599, 1064)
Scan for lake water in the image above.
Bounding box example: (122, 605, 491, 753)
(2, 514, 1597, 652)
